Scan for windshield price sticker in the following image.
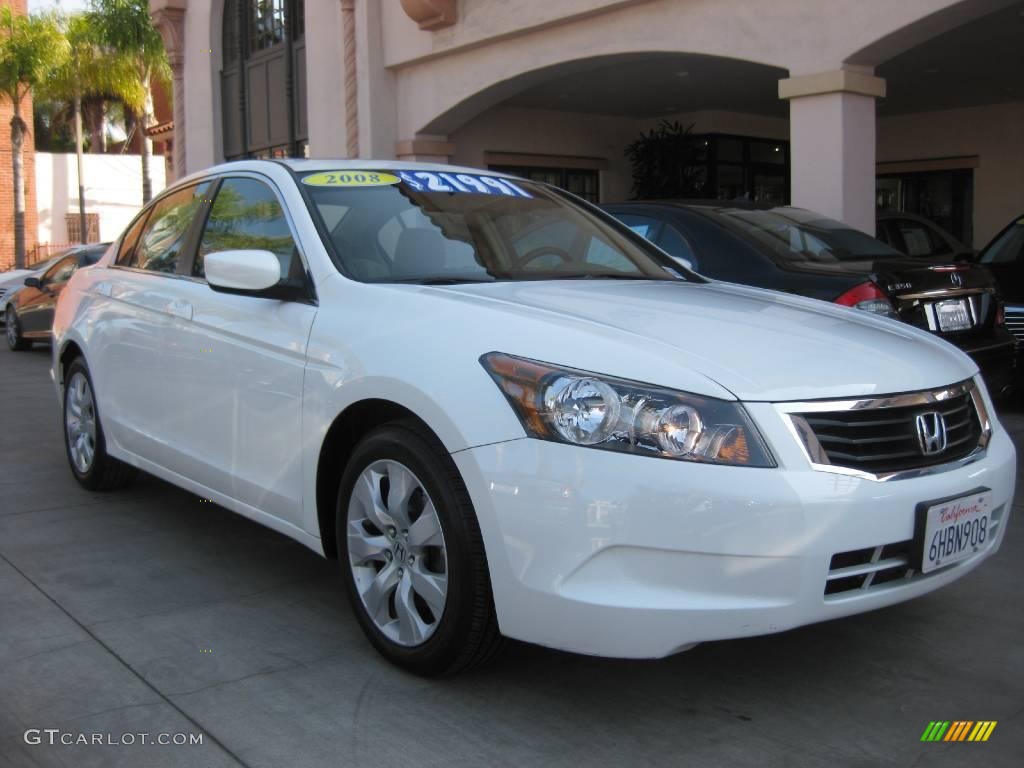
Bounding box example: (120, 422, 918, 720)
(396, 171, 532, 198)
(301, 171, 400, 187)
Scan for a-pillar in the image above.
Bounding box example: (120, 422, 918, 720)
(779, 69, 886, 236)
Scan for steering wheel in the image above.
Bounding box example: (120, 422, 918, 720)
(513, 245, 573, 271)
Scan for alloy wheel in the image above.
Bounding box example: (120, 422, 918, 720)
(347, 459, 449, 646)
(65, 372, 97, 474)
(5, 308, 16, 347)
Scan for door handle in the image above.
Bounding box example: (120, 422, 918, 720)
(166, 298, 193, 321)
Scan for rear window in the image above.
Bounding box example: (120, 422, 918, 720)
(709, 207, 903, 269)
(299, 169, 684, 284)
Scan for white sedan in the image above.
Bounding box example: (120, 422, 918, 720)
(51, 160, 1015, 676)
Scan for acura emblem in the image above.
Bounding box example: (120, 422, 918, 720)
(915, 411, 948, 456)
(951, 273, 963, 287)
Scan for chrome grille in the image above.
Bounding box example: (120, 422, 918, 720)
(782, 381, 991, 480)
(1004, 306, 1024, 348)
(824, 506, 1004, 598)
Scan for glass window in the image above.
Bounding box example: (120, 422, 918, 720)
(749, 141, 786, 165)
(41, 256, 77, 286)
(613, 214, 662, 241)
(133, 184, 210, 273)
(716, 137, 743, 163)
(116, 211, 151, 266)
(195, 178, 300, 282)
(303, 173, 681, 284)
(980, 221, 1024, 265)
(250, 0, 286, 51)
(710, 207, 903, 269)
(489, 166, 601, 203)
(656, 224, 697, 270)
(895, 219, 951, 258)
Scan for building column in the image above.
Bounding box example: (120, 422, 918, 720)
(303, 1, 350, 157)
(150, 1, 187, 181)
(779, 69, 885, 235)
(395, 135, 455, 164)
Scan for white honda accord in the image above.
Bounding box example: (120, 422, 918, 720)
(52, 160, 1015, 676)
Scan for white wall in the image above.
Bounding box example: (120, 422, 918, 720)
(35, 153, 167, 245)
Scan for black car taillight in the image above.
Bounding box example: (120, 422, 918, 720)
(834, 281, 897, 318)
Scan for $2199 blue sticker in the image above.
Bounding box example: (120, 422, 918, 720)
(396, 171, 532, 198)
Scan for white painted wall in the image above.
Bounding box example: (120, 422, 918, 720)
(35, 153, 167, 245)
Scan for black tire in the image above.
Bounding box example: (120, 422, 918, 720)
(5, 306, 31, 351)
(63, 357, 137, 491)
(336, 420, 502, 676)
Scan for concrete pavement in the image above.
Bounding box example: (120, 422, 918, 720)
(1, 344, 1022, 767)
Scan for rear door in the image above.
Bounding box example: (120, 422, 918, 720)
(158, 174, 317, 525)
(86, 183, 211, 461)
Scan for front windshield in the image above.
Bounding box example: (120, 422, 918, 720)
(300, 169, 684, 284)
(711, 207, 903, 269)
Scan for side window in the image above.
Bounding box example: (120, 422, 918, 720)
(980, 222, 1024, 265)
(195, 178, 299, 281)
(896, 220, 950, 258)
(134, 183, 210, 273)
(41, 256, 77, 286)
(116, 210, 151, 266)
(613, 213, 663, 242)
(656, 224, 698, 270)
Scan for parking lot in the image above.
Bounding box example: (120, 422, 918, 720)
(0, 343, 1021, 768)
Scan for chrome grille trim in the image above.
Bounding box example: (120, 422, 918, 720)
(777, 379, 992, 482)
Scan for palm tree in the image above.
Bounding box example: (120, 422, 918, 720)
(0, 9, 69, 268)
(39, 14, 143, 243)
(88, 0, 170, 205)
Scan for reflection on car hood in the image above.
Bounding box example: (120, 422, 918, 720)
(432, 279, 977, 401)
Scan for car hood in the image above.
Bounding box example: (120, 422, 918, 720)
(430, 279, 977, 402)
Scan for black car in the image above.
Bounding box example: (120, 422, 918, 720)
(5, 243, 109, 351)
(602, 202, 1015, 393)
(977, 214, 1024, 351)
(876, 211, 974, 261)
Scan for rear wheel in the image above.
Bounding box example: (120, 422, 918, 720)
(5, 307, 31, 351)
(63, 357, 136, 491)
(336, 420, 502, 676)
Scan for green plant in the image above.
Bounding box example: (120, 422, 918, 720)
(0, 8, 69, 268)
(624, 120, 706, 200)
(88, 0, 170, 203)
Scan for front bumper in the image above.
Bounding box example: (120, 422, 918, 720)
(453, 395, 1015, 659)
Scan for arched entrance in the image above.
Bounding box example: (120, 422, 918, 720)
(221, 0, 308, 160)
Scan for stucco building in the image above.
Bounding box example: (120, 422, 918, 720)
(150, 0, 1023, 247)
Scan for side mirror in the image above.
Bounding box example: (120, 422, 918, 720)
(23, 276, 41, 289)
(204, 250, 281, 293)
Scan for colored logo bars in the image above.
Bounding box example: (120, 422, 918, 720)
(920, 721, 997, 742)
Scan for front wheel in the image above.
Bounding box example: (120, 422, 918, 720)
(63, 357, 136, 491)
(5, 307, 31, 351)
(336, 420, 502, 676)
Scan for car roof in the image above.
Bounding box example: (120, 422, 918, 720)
(604, 199, 810, 215)
(174, 158, 527, 188)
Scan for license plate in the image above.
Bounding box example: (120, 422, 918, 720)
(934, 299, 972, 332)
(915, 491, 991, 574)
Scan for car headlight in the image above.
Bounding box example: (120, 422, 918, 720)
(480, 352, 774, 467)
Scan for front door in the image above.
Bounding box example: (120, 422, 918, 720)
(19, 256, 77, 335)
(159, 175, 316, 526)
